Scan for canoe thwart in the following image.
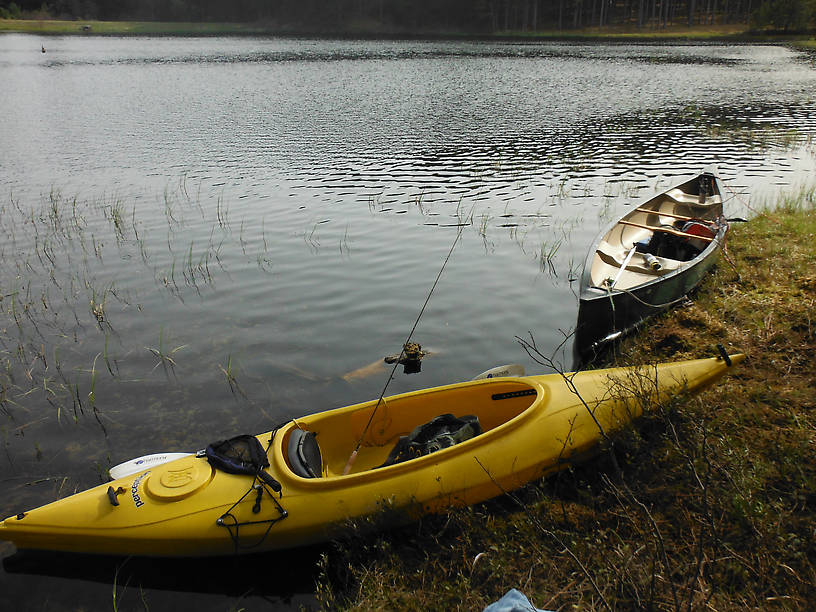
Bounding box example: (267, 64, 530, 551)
(635, 207, 718, 223)
(635, 207, 697, 221)
(619, 219, 716, 243)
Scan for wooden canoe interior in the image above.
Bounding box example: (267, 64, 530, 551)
(285, 380, 539, 477)
(589, 185, 723, 291)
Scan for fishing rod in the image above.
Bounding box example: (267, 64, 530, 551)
(342, 224, 465, 475)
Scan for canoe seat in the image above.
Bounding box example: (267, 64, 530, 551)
(595, 243, 627, 267)
(664, 189, 722, 207)
(288, 429, 323, 478)
(596, 242, 683, 276)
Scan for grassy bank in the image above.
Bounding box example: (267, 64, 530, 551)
(0, 18, 800, 41)
(0, 18, 270, 36)
(315, 191, 816, 609)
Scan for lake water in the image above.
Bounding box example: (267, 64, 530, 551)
(1, 33, 815, 610)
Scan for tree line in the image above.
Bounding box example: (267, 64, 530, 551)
(2, 0, 813, 32)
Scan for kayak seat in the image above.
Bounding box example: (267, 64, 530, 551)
(288, 429, 323, 478)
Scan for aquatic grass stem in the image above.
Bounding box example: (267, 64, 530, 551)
(219, 354, 247, 398)
(146, 328, 186, 378)
(88, 352, 99, 408)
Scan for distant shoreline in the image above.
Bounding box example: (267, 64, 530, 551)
(1, 18, 813, 44)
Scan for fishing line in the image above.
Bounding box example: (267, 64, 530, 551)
(342, 223, 466, 475)
(721, 176, 772, 223)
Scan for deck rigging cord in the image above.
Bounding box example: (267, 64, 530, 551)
(342, 223, 465, 475)
(210, 426, 289, 551)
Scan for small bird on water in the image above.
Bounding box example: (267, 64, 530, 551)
(41, 45, 45, 53)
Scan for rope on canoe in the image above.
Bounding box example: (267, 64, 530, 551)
(721, 177, 778, 225)
(604, 214, 730, 313)
(614, 287, 691, 310)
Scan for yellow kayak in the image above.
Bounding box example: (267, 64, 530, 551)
(0, 353, 743, 557)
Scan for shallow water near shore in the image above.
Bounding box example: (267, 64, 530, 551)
(1, 33, 816, 609)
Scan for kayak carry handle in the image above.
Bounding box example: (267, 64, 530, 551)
(107, 486, 125, 507)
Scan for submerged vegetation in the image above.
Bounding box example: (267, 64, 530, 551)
(0, 182, 274, 485)
(315, 190, 816, 609)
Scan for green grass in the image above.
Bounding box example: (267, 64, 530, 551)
(0, 18, 272, 36)
(502, 22, 756, 40)
(794, 38, 816, 49)
(314, 191, 816, 610)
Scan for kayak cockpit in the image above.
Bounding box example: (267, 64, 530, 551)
(281, 378, 541, 479)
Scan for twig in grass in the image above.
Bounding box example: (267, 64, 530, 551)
(474, 456, 611, 612)
(516, 331, 683, 611)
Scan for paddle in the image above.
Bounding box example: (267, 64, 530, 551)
(108, 452, 193, 480)
(471, 364, 525, 380)
(608, 245, 638, 289)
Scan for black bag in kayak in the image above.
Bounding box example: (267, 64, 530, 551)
(377, 413, 481, 468)
(205, 434, 281, 492)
